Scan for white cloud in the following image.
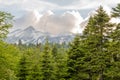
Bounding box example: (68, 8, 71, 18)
(14, 10, 42, 29)
(14, 10, 83, 34)
(110, 18, 120, 24)
(37, 10, 83, 34)
(0, 0, 120, 34)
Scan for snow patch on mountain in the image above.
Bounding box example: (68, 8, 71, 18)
(6, 26, 75, 44)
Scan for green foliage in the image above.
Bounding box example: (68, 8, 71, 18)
(17, 54, 28, 80)
(0, 41, 20, 80)
(0, 11, 13, 39)
(0, 11, 20, 80)
(106, 5, 120, 79)
(1, 4, 120, 80)
(39, 40, 56, 80)
(112, 3, 120, 17)
(83, 6, 114, 80)
(51, 44, 68, 80)
(17, 48, 41, 80)
(67, 34, 89, 80)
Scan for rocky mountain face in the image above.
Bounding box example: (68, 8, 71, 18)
(6, 26, 75, 44)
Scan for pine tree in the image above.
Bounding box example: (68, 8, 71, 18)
(17, 54, 29, 80)
(51, 44, 68, 80)
(29, 48, 42, 80)
(83, 6, 114, 80)
(51, 44, 58, 59)
(40, 39, 55, 80)
(106, 4, 120, 79)
(18, 39, 22, 45)
(112, 3, 120, 17)
(67, 34, 88, 80)
(56, 52, 68, 80)
(30, 64, 41, 80)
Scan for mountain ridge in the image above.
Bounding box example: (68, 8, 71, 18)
(6, 26, 75, 44)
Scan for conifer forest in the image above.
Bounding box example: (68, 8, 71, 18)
(0, 3, 120, 80)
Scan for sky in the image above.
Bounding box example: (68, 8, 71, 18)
(0, 0, 120, 34)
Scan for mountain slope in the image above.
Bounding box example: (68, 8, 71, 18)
(6, 26, 74, 44)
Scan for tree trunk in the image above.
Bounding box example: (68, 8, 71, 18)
(88, 73, 92, 80)
(98, 70, 103, 80)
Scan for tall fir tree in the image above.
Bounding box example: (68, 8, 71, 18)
(51, 44, 58, 59)
(30, 63, 41, 80)
(31, 48, 43, 80)
(51, 44, 68, 80)
(106, 4, 120, 79)
(40, 39, 56, 80)
(17, 54, 29, 80)
(67, 34, 88, 80)
(112, 3, 120, 17)
(83, 6, 114, 80)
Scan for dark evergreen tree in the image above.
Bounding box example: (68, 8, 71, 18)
(30, 64, 41, 80)
(83, 6, 114, 80)
(29, 48, 42, 80)
(56, 52, 68, 80)
(18, 39, 22, 45)
(51, 44, 68, 80)
(40, 40, 55, 80)
(67, 34, 88, 80)
(112, 3, 120, 17)
(17, 54, 29, 80)
(51, 44, 58, 59)
(105, 4, 120, 79)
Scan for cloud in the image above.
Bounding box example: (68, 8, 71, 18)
(62, 0, 120, 10)
(0, 0, 119, 18)
(14, 10, 83, 34)
(0, 0, 120, 34)
(0, 0, 59, 11)
(0, 0, 59, 18)
(1, 0, 119, 13)
(14, 10, 42, 29)
(110, 18, 120, 24)
(37, 10, 83, 34)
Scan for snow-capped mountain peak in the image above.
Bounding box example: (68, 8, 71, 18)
(24, 26, 35, 32)
(6, 26, 74, 44)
